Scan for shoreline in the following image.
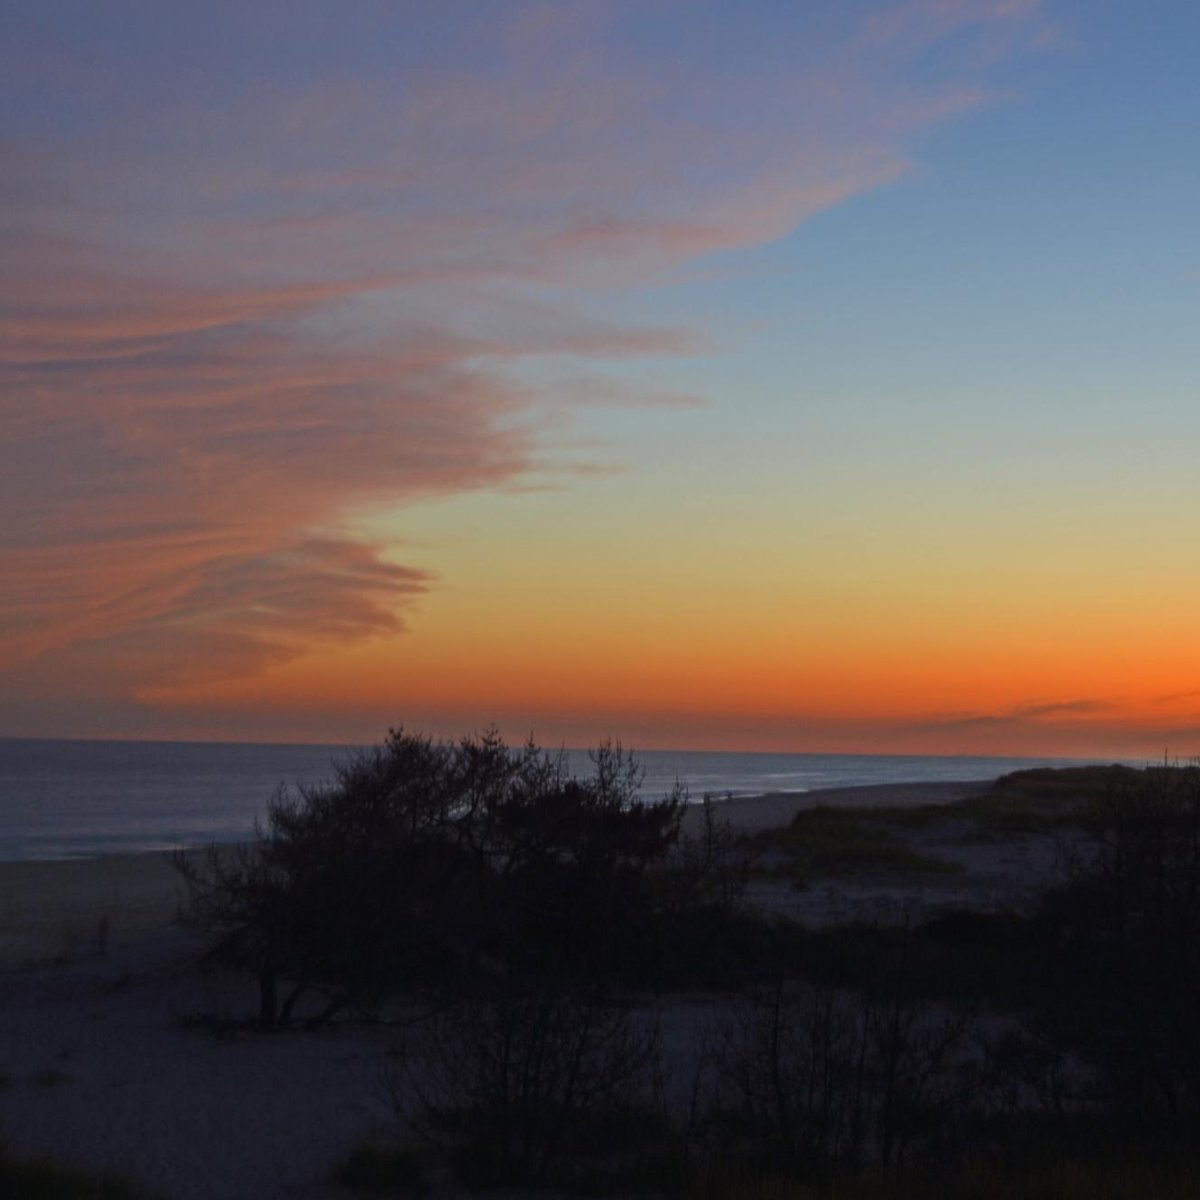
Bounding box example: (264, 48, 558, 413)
(0, 850, 186, 970)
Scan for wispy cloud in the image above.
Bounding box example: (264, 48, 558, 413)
(0, 0, 1055, 719)
(912, 698, 1111, 729)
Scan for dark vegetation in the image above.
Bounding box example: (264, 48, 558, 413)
(745, 807, 962, 880)
(383, 983, 665, 1189)
(744, 766, 1126, 877)
(175, 741, 1200, 1195)
(0, 1146, 157, 1199)
(332, 1142, 426, 1195)
(173, 729, 737, 1029)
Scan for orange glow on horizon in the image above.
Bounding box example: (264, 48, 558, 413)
(135, 572, 1200, 758)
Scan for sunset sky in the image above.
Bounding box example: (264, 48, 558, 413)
(3, 1, 1199, 757)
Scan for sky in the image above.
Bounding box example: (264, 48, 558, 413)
(2, 0, 1199, 757)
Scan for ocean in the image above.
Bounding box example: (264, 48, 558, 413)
(0, 737, 1104, 862)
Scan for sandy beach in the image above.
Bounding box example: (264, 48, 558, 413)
(0, 852, 184, 970)
(0, 849, 390, 1200)
(684, 779, 993, 835)
(0, 779, 1064, 1198)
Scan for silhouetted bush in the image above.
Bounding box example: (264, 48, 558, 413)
(668, 795, 753, 912)
(1028, 762, 1200, 1121)
(174, 728, 501, 1027)
(483, 745, 688, 982)
(173, 728, 690, 1027)
(704, 966, 971, 1179)
(390, 982, 663, 1188)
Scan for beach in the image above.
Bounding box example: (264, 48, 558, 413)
(0, 852, 184, 970)
(0, 778, 1071, 1198)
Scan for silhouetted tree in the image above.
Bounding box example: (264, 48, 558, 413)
(486, 742, 687, 980)
(174, 728, 499, 1027)
(173, 728, 687, 1028)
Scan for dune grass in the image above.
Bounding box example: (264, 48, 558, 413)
(745, 807, 962, 880)
(746, 767, 1120, 877)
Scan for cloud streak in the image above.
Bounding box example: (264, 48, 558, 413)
(916, 698, 1114, 731)
(0, 0, 1055, 722)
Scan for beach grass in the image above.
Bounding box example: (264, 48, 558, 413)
(745, 768, 1119, 878)
(745, 807, 963, 880)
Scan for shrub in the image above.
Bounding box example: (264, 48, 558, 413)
(1030, 762, 1200, 1120)
(392, 982, 662, 1187)
(173, 728, 687, 1028)
(706, 973, 970, 1177)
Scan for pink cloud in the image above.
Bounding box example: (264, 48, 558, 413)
(0, 534, 431, 708)
(0, 1, 1055, 725)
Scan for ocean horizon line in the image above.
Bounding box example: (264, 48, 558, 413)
(0, 738, 1127, 863)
